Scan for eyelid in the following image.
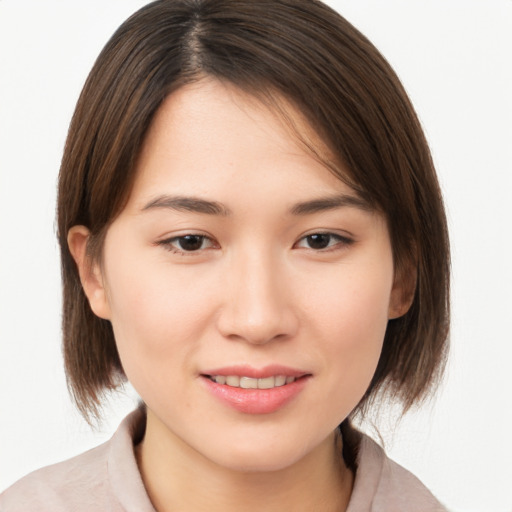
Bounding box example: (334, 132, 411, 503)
(154, 229, 354, 255)
(294, 231, 355, 251)
(156, 232, 219, 255)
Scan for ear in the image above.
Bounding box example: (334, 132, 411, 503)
(388, 263, 417, 320)
(67, 225, 111, 320)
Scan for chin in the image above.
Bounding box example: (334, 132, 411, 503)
(213, 448, 303, 473)
(201, 432, 322, 474)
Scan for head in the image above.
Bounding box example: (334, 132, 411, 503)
(58, 0, 449, 433)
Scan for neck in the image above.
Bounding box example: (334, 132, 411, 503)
(135, 411, 354, 512)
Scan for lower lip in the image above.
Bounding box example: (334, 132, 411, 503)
(202, 376, 309, 414)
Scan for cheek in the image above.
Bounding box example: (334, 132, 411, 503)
(305, 258, 392, 343)
(101, 245, 214, 384)
(307, 262, 393, 402)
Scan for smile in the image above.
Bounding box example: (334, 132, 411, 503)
(202, 367, 310, 414)
(208, 375, 296, 389)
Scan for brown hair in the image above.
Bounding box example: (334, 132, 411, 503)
(57, 0, 449, 421)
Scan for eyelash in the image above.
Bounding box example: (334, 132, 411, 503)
(156, 232, 354, 255)
(157, 234, 217, 255)
(294, 232, 354, 252)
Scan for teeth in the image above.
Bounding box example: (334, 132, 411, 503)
(275, 375, 286, 387)
(211, 375, 296, 389)
(257, 376, 275, 389)
(240, 377, 258, 389)
(225, 375, 240, 387)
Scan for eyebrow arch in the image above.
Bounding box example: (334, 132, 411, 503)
(142, 195, 231, 216)
(290, 194, 372, 215)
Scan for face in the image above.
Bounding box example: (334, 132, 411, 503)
(72, 79, 406, 472)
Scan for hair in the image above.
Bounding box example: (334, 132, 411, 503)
(57, 0, 449, 423)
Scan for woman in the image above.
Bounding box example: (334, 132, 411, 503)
(1, 0, 449, 510)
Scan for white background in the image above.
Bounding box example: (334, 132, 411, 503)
(0, 1, 511, 511)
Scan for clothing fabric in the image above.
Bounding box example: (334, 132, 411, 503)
(0, 409, 447, 511)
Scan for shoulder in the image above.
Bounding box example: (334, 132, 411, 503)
(0, 408, 150, 512)
(348, 433, 448, 512)
(0, 441, 114, 512)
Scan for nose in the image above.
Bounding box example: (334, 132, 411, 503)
(216, 250, 299, 345)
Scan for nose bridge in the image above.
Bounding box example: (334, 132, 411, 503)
(218, 245, 297, 344)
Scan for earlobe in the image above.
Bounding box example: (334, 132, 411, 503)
(388, 265, 417, 320)
(67, 226, 111, 320)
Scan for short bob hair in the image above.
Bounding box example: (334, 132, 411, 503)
(57, 0, 449, 421)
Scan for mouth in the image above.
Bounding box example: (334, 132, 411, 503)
(200, 366, 311, 414)
(205, 374, 298, 389)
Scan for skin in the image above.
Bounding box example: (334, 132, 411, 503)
(69, 79, 410, 512)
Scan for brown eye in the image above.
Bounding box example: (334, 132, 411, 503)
(306, 234, 332, 250)
(295, 232, 354, 251)
(158, 233, 216, 254)
(177, 235, 205, 251)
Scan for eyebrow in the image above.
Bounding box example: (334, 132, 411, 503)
(142, 195, 231, 216)
(289, 194, 372, 215)
(141, 193, 372, 217)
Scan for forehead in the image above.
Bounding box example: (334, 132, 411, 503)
(129, 78, 360, 209)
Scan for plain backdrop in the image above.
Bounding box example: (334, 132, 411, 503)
(0, 1, 511, 511)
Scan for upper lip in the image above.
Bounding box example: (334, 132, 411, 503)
(201, 365, 310, 379)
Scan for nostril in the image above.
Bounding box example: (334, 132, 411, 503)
(217, 309, 298, 345)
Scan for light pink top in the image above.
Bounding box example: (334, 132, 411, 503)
(0, 409, 447, 511)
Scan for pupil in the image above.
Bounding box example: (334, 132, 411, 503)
(179, 235, 203, 251)
(307, 234, 330, 249)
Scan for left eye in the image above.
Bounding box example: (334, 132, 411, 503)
(159, 234, 215, 253)
(295, 233, 352, 250)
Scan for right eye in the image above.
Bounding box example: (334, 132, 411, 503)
(158, 234, 217, 254)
